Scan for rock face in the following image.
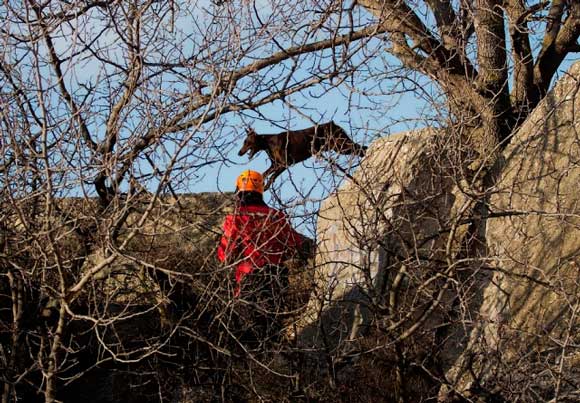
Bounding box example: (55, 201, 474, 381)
(297, 127, 475, 348)
(300, 62, 580, 399)
(443, 63, 580, 398)
(74, 192, 234, 304)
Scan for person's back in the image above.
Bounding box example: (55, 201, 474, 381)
(216, 170, 305, 344)
(217, 170, 304, 290)
(219, 203, 302, 276)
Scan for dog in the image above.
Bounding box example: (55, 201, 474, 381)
(238, 121, 367, 189)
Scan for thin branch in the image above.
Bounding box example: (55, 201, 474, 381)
(33, 5, 97, 152)
(534, 0, 580, 97)
(506, 0, 537, 114)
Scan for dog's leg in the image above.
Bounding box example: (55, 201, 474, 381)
(263, 165, 276, 189)
(352, 143, 368, 156)
(263, 166, 285, 190)
(338, 139, 367, 156)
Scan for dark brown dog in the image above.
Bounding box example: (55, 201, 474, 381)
(238, 121, 367, 189)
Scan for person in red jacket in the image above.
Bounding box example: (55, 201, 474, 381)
(217, 170, 304, 300)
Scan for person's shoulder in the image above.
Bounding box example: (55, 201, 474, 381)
(267, 206, 288, 220)
(237, 204, 269, 214)
(244, 204, 286, 217)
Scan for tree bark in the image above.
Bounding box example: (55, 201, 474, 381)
(474, 0, 512, 146)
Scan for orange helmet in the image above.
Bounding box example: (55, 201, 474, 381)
(236, 170, 264, 194)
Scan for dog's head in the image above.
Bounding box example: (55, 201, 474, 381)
(238, 128, 260, 159)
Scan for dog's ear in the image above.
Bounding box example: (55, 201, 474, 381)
(246, 127, 257, 137)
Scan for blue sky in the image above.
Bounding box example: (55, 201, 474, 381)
(8, 1, 578, 234)
(178, 1, 578, 222)
(192, 56, 436, 234)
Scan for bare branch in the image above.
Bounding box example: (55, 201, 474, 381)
(425, 0, 461, 49)
(534, 0, 580, 98)
(33, 5, 97, 152)
(505, 0, 537, 114)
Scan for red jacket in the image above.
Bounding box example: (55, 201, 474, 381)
(217, 205, 303, 285)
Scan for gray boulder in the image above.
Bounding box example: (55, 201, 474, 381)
(299, 61, 580, 401)
(297, 127, 475, 351)
(442, 62, 580, 400)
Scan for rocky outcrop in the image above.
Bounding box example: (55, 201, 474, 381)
(442, 63, 580, 400)
(297, 127, 476, 349)
(300, 63, 580, 400)
(53, 193, 235, 403)
(67, 192, 234, 307)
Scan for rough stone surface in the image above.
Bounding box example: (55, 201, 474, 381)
(443, 62, 580, 398)
(297, 127, 475, 348)
(297, 61, 580, 401)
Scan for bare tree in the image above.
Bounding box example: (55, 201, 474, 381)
(1, 0, 579, 402)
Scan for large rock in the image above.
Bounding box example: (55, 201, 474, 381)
(297, 61, 580, 402)
(443, 63, 580, 399)
(69, 192, 234, 304)
(297, 127, 476, 349)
